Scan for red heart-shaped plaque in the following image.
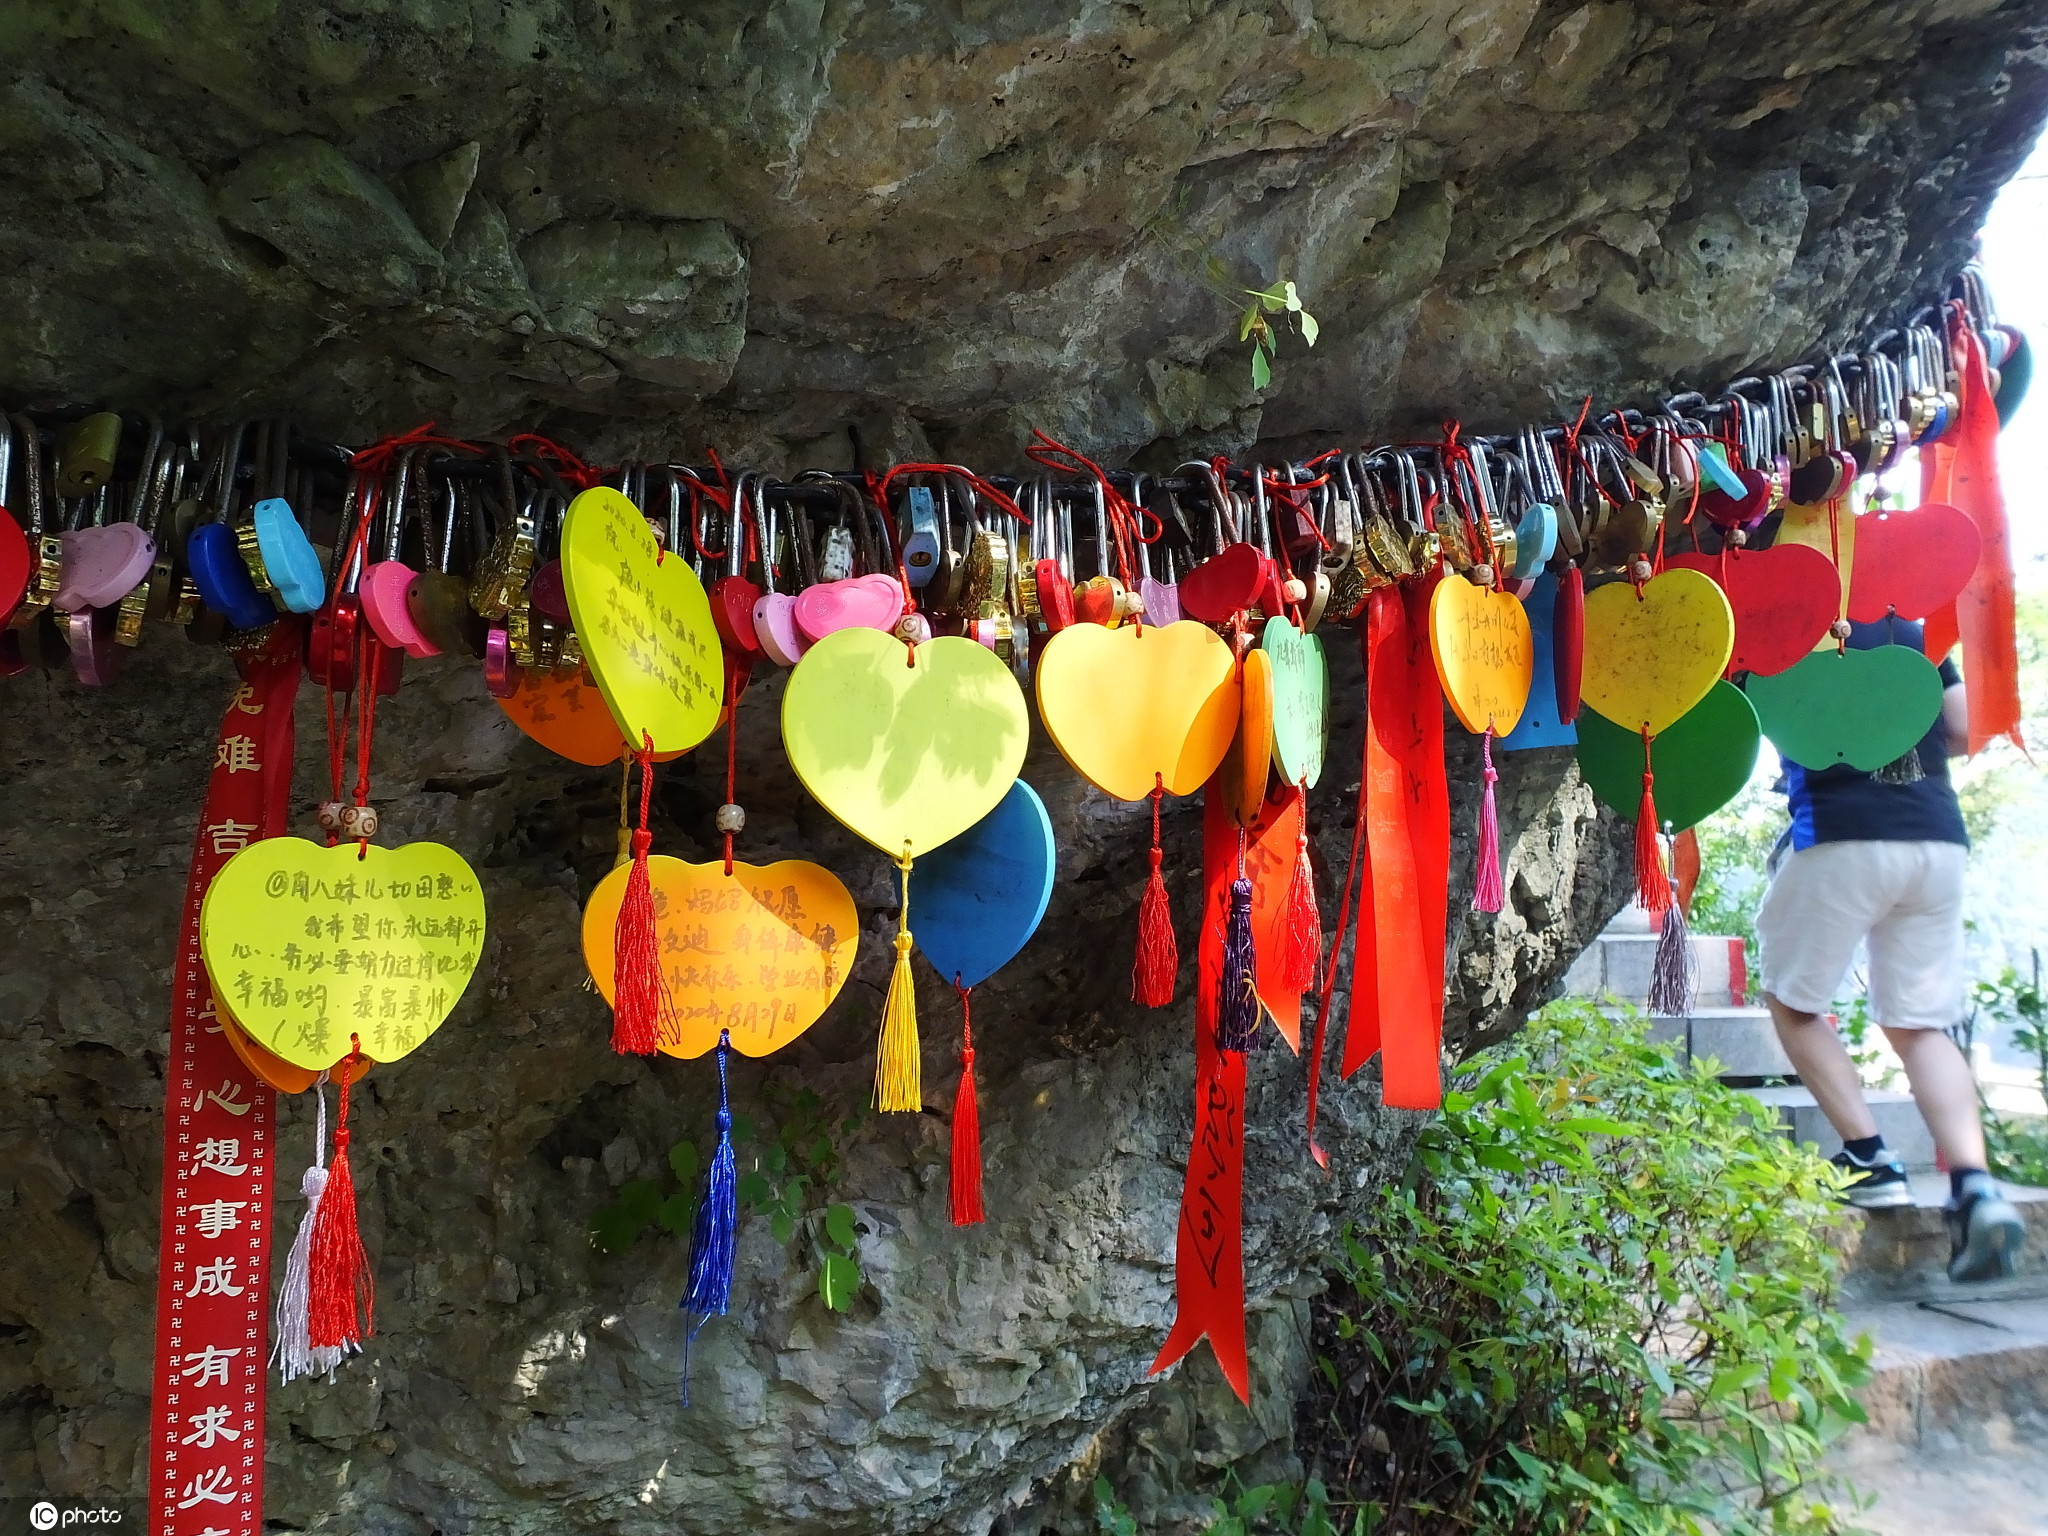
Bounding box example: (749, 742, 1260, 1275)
(1845, 504, 1981, 623)
(0, 510, 29, 624)
(1177, 542, 1264, 622)
(1669, 543, 1841, 677)
(1700, 468, 1773, 529)
(710, 574, 763, 656)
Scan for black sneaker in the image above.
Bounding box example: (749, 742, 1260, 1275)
(1946, 1174, 2026, 1283)
(1828, 1146, 1914, 1209)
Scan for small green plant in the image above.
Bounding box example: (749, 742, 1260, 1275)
(1144, 198, 1320, 389)
(1092, 1475, 1137, 1536)
(589, 1087, 868, 1311)
(1238, 281, 1320, 390)
(1202, 1473, 1341, 1535)
(1298, 1000, 1872, 1535)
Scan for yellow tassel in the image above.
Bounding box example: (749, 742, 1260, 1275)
(875, 855, 921, 1112)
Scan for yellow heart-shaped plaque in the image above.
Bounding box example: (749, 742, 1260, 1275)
(200, 838, 486, 1070)
(561, 485, 723, 755)
(582, 855, 859, 1059)
(1034, 619, 1240, 801)
(1428, 576, 1533, 736)
(1581, 568, 1734, 736)
(782, 627, 1029, 857)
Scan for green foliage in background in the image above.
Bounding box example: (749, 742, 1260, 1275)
(1145, 196, 1319, 388)
(1291, 1002, 1870, 1536)
(589, 1087, 868, 1311)
(1685, 778, 1781, 975)
(1971, 962, 2048, 1186)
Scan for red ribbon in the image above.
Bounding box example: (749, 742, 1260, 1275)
(148, 624, 302, 1536)
(1149, 773, 1254, 1404)
(1345, 580, 1449, 1108)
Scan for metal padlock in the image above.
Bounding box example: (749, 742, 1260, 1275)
(55, 411, 122, 499)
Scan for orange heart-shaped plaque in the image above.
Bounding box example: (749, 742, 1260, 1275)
(220, 1014, 374, 1094)
(1428, 575, 1534, 736)
(1221, 647, 1275, 827)
(582, 855, 859, 1059)
(495, 668, 688, 767)
(1035, 619, 1240, 800)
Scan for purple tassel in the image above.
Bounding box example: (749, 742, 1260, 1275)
(1648, 890, 1696, 1016)
(1473, 728, 1504, 914)
(1218, 875, 1262, 1052)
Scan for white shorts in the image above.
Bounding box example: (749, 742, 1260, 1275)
(1755, 840, 1966, 1029)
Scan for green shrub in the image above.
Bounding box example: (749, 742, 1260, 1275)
(1297, 1001, 1871, 1535)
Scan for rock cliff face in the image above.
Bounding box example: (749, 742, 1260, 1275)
(1, 4, 2044, 1534)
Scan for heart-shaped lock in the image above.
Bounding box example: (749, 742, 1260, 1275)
(53, 523, 154, 612)
(582, 855, 859, 1058)
(907, 779, 1056, 989)
(1744, 644, 1944, 771)
(1580, 567, 1732, 736)
(1845, 503, 1981, 623)
(250, 426, 326, 615)
(1035, 619, 1240, 801)
(1668, 544, 1840, 676)
(562, 485, 723, 755)
(199, 837, 486, 1070)
(361, 448, 435, 656)
(782, 627, 1029, 856)
(1700, 467, 1773, 529)
(1578, 680, 1760, 829)
(1260, 615, 1328, 788)
(0, 510, 28, 625)
(794, 572, 904, 644)
(529, 559, 571, 622)
(1428, 572, 1534, 737)
(1178, 543, 1265, 623)
(188, 521, 278, 631)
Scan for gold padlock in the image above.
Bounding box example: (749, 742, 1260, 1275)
(55, 411, 122, 499)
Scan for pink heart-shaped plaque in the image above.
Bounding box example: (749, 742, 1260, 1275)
(793, 573, 904, 643)
(54, 524, 154, 612)
(1140, 576, 1182, 626)
(753, 592, 810, 667)
(361, 560, 435, 657)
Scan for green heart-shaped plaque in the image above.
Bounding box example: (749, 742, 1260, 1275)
(1576, 680, 1760, 831)
(1743, 644, 1943, 772)
(1260, 616, 1327, 789)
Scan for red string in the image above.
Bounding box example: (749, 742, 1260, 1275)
(506, 432, 606, 489)
(1024, 432, 1142, 584)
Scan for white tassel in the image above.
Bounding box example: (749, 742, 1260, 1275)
(272, 1079, 354, 1384)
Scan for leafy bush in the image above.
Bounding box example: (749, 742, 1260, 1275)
(1297, 1001, 1871, 1535)
(589, 1086, 867, 1310)
(1970, 963, 2048, 1186)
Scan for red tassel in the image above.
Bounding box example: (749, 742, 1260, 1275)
(612, 743, 672, 1054)
(1635, 728, 1669, 914)
(1473, 729, 1504, 913)
(307, 1038, 373, 1352)
(1281, 787, 1320, 993)
(1131, 775, 1178, 1006)
(950, 984, 984, 1226)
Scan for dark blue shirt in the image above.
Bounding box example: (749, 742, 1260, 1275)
(1777, 618, 1966, 850)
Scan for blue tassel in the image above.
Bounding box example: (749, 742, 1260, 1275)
(680, 1032, 737, 1404)
(1218, 875, 1262, 1053)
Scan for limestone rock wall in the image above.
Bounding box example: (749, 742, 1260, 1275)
(1, 2, 2045, 1532)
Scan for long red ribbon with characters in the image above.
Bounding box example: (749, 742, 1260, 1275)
(149, 625, 302, 1536)
(1344, 579, 1450, 1109)
(1923, 310, 2022, 754)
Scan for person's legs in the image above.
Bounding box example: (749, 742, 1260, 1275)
(1766, 993, 1878, 1139)
(1756, 843, 1893, 1141)
(1867, 843, 1983, 1167)
(1878, 1025, 1986, 1169)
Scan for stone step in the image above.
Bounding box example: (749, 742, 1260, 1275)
(1560, 930, 1748, 1009)
(1739, 1083, 1937, 1171)
(1834, 1175, 2048, 1303)
(1658, 1005, 1794, 1077)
